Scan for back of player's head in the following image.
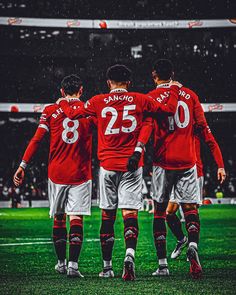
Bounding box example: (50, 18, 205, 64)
(106, 64, 132, 82)
(61, 74, 83, 95)
(152, 59, 174, 80)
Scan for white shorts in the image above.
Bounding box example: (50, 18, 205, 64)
(151, 165, 200, 204)
(48, 178, 92, 217)
(170, 176, 204, 205)
(99, 167, 143, 210)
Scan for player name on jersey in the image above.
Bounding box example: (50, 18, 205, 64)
(155, 89, 192, 104)
(103, 94, 134, 104)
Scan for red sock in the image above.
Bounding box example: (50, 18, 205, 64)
(100, 210, 116, 262)
(123, 213, 139, 253)
(153, 208, 167, 260)
(183, 209, 200, 245)
(53, 219, 67, 261)
(69, 219, 83, 263)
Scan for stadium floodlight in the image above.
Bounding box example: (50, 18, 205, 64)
(52, 30, 60, 35)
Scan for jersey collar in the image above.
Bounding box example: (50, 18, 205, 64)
(110, 88, 128, 93)
(156, 80, 172, 89)
(67, 97, 81, 102)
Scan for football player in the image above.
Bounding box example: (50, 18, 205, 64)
(148, 59, 225, 279)
(168, 130, 226, 259)
(57, 64, 182, 280)
(13, 75, 96, 278)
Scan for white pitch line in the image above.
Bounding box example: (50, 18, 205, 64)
(86, 238, 100, 242)
(0, 241, 53, 247)
(16, 238, 51, 241)
(0, 238, 122, 247)
(86, 238, 121, 242)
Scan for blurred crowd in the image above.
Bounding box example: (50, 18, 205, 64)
(0, 113, 235, 204)
(0, 28, 235, 104)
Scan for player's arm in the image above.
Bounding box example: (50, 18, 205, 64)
(13, 110, 49, 187)
(57, 97, 97, 120)
(13, 127, 47, 186)
(127, 116, 153, 172)
(136, 116, 153, 148)
(194, 98, 226, 184)
(145, 82, 181, 115)
(195, 125, 226, 183)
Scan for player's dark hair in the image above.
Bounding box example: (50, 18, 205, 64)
(106, 64, 132, 82)
(153, 59, 174, 80)
(61, 74, 83, 95)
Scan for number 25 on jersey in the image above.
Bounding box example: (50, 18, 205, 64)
(101, 105, 137, 135)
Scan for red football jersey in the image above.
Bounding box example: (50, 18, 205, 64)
(149, 84, 208, 170)
(22, 99, 95, 185)
(59, 87, 179, 171)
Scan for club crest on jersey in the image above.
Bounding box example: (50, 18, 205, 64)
(72, 105, 80, 110)
(104, 95, 134, 104)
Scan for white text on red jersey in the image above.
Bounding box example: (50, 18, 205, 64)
(104, 95, 134, 104)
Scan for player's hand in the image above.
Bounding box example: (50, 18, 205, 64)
(13, 167, 25, 187)
(218, 168, 226, 184)
(127, 151, 142, 172)
(56, 97, 67, 105)
(169, 81, 182, 88)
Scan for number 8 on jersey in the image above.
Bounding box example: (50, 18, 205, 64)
(62, 118, 79, 144)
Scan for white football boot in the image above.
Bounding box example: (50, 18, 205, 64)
(99, 267, 115, 278)
(171, 236, 188, 259)
(152, 265, 169, 276)
(67, 267, 84, 278)
(55, 260, 67, 274)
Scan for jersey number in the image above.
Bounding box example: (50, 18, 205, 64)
(101, 105, 137, 135)
(62, 118, 79, 144)
(169, 101, 190, 130)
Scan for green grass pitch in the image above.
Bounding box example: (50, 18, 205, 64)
(0, 205, 236, 295)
